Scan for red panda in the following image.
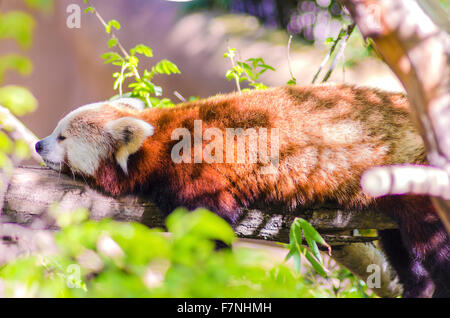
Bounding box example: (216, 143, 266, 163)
(35, 84, 450, 298)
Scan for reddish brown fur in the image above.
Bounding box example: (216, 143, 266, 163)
(78, 84, 449, 297)
(90, 84, 425, 216)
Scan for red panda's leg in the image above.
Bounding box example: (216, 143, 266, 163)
(413, 221, 450, 298)
(378, 229, 434, 297)
(379, 196, 450, 298)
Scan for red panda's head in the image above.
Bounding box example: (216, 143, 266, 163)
(35, 98, 154, 176)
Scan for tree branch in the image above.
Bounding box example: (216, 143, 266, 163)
(0, 166, 401, 297)
(0, 106, 42, 165)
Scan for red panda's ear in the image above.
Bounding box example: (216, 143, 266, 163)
(104, 117, 154, 174)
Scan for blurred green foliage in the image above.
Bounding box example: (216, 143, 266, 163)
(0, 10, 35, 49)
(0, 208, 375, 297)
(0, 85, 37, 116)
(23, 0, 54, 13)
(0, 1, 50, 173)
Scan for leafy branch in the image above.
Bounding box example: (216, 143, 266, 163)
(224, 47, 275, 92)
(83, 0, 180, 108)
(284, 217, 331, 277)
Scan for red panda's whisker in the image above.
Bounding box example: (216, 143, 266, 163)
(62, 159, 88, 186)
(78, 172, 89, 187)
(62, 160, 76, 182)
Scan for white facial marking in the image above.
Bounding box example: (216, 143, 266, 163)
(38, 102, 109, 176)
(37, 99, 153, 177)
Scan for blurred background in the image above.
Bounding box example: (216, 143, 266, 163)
(0, 0, 404, 139)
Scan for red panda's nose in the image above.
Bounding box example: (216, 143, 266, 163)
(35, 141, 43, 154)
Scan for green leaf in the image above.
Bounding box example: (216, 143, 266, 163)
(247, 57, 263, 68)
(0, 11, 35, 49)
(152, 60, 181, 75)
(113, 77, 123, 91)
(249, 82, 268, 90)
(107, 38, 118, 48)
(240, 62, 256, 80)
(105, 19, 121, 34)
(233, 65, 243, 75)
(101, 52, 123, 64)
(0, 132, 13, 153)
(130, 44, 153, 58)
(0, 85, 38, 116)
(259, 63, 275, 71)
(287, 78, 297, 85)
(167, 208, 236, 245)
(285, 218, 331, 274)
(154, 98, 175, 108)
(13, 139, 30, 160)
(305, 235, 322, 264)
(225, 70, 237, 81)
(224, 47, 236, 59)
(325, 37, 334, 44)
(284, 247, 295, 262)
(50, 207, 90, 229)
(298, 218, 331, 254)
(292, 250, 302, 273)
(84, 6, 95, 14)
(128, 56, 139, 68)
(304, 250, 328, 277)
(0, 55, 33, 83)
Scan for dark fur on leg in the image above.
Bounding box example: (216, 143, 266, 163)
(415, 221, 450, 298)
(378, 196, 450, 298)
(378, 229, 434, 297)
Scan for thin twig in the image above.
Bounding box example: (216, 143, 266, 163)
(311, 23, 354, 84)
(173, 91, 186, 103)
(321, 23, 355, 83)
(287, 35, 296, 83)
(226, 46, 241, 93)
